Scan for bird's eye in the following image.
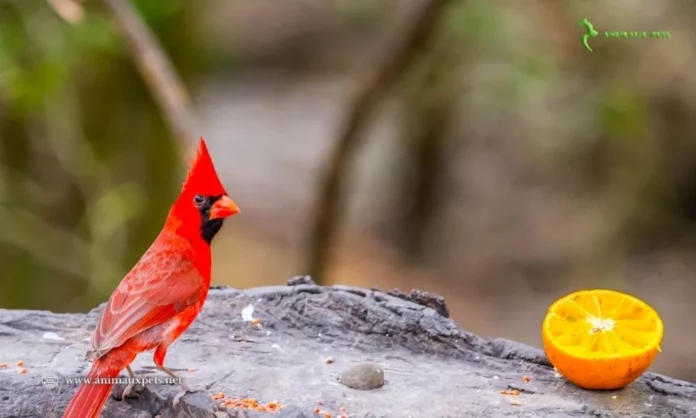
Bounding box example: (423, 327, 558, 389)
(193, 194, 206, 206)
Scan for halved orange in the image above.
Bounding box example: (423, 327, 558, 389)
(541, 289, 663, 390)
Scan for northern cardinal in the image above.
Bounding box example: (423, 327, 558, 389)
(62, 138, 239, 418)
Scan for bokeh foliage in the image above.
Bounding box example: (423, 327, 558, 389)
(0, 0, 206, 311)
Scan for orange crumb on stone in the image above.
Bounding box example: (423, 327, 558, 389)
(221, 397, 283, 413)
(0, 363, 7, 369)
(19, 368, 27, 374)
(252, 318, 260, 326)
(267, 401, 280, 412)
(522, 376, 531, 382)
(17, 361, 24, 367)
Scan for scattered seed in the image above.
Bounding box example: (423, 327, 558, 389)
(324, 356, 334, 364)
(252, 318, 260, 326)
(17, 361, 24, 367)
(522, 376, 531, 382)
(267, 400, 280, 412)
(0, 363, 6, 369)
(220, 397, 282, 412)
(324, 413, 332, 418)
(19, 368, 27, 374)
(314, 407, 321, 414)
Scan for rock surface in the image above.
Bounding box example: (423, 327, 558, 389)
(0, 278, 695, 418)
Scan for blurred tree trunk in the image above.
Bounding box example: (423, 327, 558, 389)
(305, 0, 454, 282)
(376, 36, 461, 262)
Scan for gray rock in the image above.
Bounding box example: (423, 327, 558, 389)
(339, 363, 385, 390)
(0, 282, 695, 417)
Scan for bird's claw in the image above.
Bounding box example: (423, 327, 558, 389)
(121, 383, 134, 402)
(172, 383, 192, 408)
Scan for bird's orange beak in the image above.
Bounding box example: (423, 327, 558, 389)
(209, 195, 240, 220)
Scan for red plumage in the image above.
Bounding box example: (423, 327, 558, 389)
(62, 138, 239, 418)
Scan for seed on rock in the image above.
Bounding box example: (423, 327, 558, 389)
(338, 363, 385, 390)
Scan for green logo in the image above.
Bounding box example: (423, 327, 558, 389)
(578, 18, 671, 52)
(579, 18, 599, 52)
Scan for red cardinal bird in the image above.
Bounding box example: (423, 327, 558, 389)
(62, 138, 239, 418)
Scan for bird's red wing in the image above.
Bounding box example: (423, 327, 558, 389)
(89, 238, 205, 357)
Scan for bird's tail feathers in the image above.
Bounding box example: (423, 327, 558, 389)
(61, 357, 123, 418)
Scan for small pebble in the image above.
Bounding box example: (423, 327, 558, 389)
(324, 356, 334, 364)
(287, 275, 316, 286)
(339, 363, 385, 390)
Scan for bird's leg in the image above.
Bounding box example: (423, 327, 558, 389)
(121, 365, 138, 401)
(157, 365, 192, 407)
(154, 346, 191, 408)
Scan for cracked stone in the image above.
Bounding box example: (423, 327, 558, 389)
(0, 281, 695, 417)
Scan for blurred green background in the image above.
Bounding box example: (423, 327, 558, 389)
(1, 0, 695, 381)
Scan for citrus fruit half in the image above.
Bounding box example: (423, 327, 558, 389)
(541, 289, 663, 390)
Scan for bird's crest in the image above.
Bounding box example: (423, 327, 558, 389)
(181, 137, 227, 197)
